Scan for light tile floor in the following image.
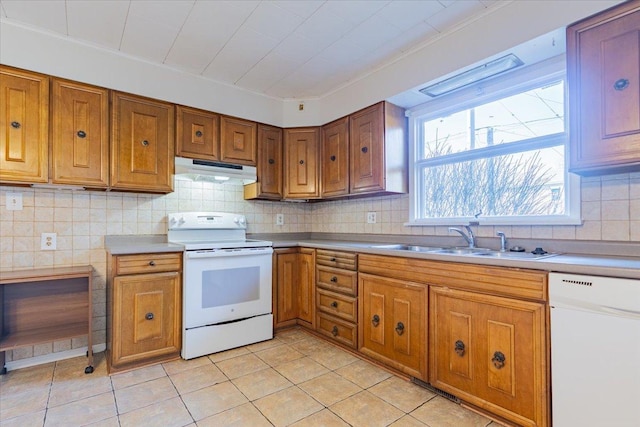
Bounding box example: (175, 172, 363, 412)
(0, 328, 504, 427)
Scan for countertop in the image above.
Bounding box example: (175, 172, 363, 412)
(104, 235, 640, 280)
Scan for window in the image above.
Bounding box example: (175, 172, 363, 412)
(408, 58, 580, 225)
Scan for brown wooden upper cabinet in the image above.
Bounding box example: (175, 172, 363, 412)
(284, 127, 320, 199)
(350, 101, 407, 195)
(245, 125, 283, 200)
(0, 66, 49, 184)
(51, 79, 109, 188)
(110, 92, 174, 193)
(176, 105, 220, 160)
(567, 0, 640, 176)
(321, 117, 350, 198)
(220, 115, 257, 166)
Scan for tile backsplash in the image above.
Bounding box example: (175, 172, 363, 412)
(1, 172, 638, 365)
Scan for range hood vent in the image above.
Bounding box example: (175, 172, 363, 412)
(174, 157, 257, 185)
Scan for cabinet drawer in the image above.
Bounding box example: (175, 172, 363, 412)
(317, 266, 357, 296)
(317, 288, 357, 322)
(316, 312, 357, 349)
(115, 253, 182, 275)
(316, 249, 357, 270)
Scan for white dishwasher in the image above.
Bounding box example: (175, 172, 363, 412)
(549, 273, 640, 427)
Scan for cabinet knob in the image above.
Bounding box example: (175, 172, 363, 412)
(330, 155, 336, 161)
(330, 257, 336, 262)
(77, 130, 86, 138)
(195, 130, 203, 137)
(330, 301, 338, 308)
(330, 276, 338, 283)
(361, 146, 368, 153)
(10, 121, 21, 129)
(614, 78, 629, 91)
(372, 314, 380, 327)
(395, 321, 405, 336)
(141, 140, 150, 146)
(149, 260, 156, 266)
(145, 312, 154, 320)
(454, 340, 465, 357)
(268, 158, 275, 164)
(491, 351, 506, 369)
(331, 325, 339, 336)
(299, 159, 304, 165)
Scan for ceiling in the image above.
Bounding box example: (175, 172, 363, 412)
(0, 0, 503, 100)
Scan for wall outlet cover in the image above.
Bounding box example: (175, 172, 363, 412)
(367, 212, 377, 224)
(6, 192, 23, 211)
(276, 214, 284, 226)
(41, 233, 57, 250)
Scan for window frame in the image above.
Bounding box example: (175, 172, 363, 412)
(406, 56, 581, 226)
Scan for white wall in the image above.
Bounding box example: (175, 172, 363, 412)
(1, 1, 621, 128)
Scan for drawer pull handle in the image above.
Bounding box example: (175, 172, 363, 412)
(330, 276, 338, 282)
(145, 312, 154, 320)
(614, 78, 629, 91)
(492, 351, 506, 369)
(372, 314, 380, 327)
(395, 322, 405, 336)
(141, 140, 150, 146)
(10, 121, 21, 129)
(330, 301, 338, 308)
(195, 130, 203, 137)
(455, 340, 465, 357)
(331, 325, 339, 336)
(77, 130, 86, 138)
(149, 260, 156, 266)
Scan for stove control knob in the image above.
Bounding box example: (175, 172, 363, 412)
(233, 217, 240, 224)
(178, 216, 185, 226)
(169, 217, 177, 226)
(239, 217, 246, 226)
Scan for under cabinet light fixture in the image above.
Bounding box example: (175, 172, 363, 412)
(419, 54, 524, 97)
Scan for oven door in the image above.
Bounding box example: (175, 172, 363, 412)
(183, 247, 273, 329)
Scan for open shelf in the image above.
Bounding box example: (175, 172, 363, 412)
(0, 322, 89, 351)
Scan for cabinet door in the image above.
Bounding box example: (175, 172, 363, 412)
(350, 103, 384, 194)
(176, 105, 219, 160)
(321, 117, 349, 197)
(297, 248, 315, 327)
(0, 66, 49, 183)
(568, 3, 640, 175)
(220, 116, 257, 166)
(111, 92, 174, 193)
(275, 249, 299, 326)
(111, 272, 181, 367)
(359, 273, 427, 380)
(284, 127, 320, 198)
(51, 79, 109, 187)
(256, 125, 283, 199)
(430, 287, 548, 427)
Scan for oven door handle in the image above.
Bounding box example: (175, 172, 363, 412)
(185, 247, 273, 259)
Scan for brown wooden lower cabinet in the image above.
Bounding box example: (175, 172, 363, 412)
(358, 272, 427, 381)
(107, 253, 182, 373)
(273, 248, 315, 329)
(430, 286, 548, 427)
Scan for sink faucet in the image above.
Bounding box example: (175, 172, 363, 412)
(448, 225, 476, 248)
(496, 231, 507, 252)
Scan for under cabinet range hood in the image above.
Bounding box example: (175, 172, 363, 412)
(174, 157, 257, 184)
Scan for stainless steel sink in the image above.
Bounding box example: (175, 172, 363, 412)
(369, 244, 445, 252)
(472, 251, 559, 260)
(432, 248, 493, 255)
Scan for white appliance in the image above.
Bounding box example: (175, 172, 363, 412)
(549, 273, 640, 427)
(168, 212, 273, 359)
(174, 156, 257, 184)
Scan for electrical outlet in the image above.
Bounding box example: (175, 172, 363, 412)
(276, 214, 284, 226)
(41, 233, 57, 250)
(367, 212, 377, 224)
(6, 192, 23, 211)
